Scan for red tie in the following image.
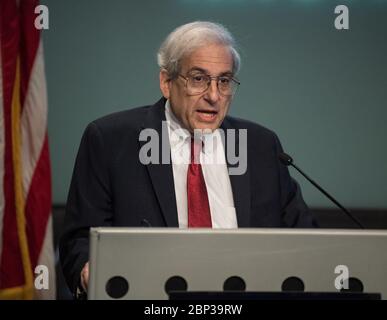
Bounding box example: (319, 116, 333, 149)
(187, 138, 212, 228)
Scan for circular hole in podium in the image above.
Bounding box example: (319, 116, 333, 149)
(105, 276, 129, 299)
(281, 276, 305, 292)
(340, 277, 364, 293)
(223, 276, 246, 291)
(165, 276, 188, 294)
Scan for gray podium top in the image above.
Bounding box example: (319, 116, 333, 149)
(88, 228, 387, 300)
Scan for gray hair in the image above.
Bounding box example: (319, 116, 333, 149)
(157, 21, 241, 78)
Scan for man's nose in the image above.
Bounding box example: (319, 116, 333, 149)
(204, 79, 220, 104)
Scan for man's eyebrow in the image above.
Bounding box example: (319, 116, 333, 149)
(187, 67, 234, 76)
(187, 67, 208, 74)
(219, 71, 234, 77)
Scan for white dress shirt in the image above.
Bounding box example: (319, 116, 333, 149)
(165, 100, 238, 229)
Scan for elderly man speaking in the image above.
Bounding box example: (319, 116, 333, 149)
(60, 21, 317, 298)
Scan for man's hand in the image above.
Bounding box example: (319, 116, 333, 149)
(80, 262, 89, 291)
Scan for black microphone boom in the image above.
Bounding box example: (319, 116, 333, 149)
(279, 152, 364, 229)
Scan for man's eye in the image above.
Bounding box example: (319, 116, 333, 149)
(219, 77, 231, 85)
(192, 75, 205, 82)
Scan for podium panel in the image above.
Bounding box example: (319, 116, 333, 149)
(88, 228, 387, 299)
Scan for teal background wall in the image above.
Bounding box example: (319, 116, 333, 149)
(42, 0, 387, 208)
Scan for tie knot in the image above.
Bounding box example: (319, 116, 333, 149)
(191, 138, 202, 164)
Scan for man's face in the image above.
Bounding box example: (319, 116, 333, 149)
(160, 44, 234, 132)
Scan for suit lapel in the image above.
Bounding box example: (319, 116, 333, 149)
(221, 118, 251, 227)
(139, 98, 179, 227)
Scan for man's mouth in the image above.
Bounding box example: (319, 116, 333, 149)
(196, 109, 218, 122)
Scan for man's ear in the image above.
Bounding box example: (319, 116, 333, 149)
(159, 69, 171, 99)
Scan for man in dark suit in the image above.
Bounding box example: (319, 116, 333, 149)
(60, 21, 317, 297)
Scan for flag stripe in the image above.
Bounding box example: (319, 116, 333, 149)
(20, 11, 54, 298)
(21, 41, 47, 200)
(0, 0, 24, 290)
(19, 0, 40, 111)
(21, 41, 51, 269)
(25, 135, 51, 268)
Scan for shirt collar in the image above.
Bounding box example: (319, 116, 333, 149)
(165, 100, 190, 149)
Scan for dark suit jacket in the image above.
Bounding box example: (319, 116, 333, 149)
(60, 97, 317, 294)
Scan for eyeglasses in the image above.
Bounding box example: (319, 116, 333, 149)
(178, 73, 240, 96)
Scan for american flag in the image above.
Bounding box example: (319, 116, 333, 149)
(0, 0, 55, 299)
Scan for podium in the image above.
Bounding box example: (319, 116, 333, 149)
(88, 228, 387, 300)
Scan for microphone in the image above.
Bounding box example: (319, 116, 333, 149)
(278, 152, 364, 229)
